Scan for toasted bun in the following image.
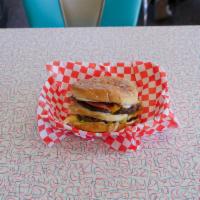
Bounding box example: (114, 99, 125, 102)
(69, 102, 128, 122)
(64, 115, 137, 132)
(72, 76, 138, 105)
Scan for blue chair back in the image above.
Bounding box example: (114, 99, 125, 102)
(23, 0, 65, 27)
(100, 0, 142, 26)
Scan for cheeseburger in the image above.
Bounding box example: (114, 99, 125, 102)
(64, 76, 141, 132)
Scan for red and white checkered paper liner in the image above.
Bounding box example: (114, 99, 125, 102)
(37, 61, 178, 152)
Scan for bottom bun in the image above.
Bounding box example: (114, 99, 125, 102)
(64, 115, 137, 132)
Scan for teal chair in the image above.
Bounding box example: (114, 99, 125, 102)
(23, 0, 65, 27)
(100, 0, 142, 26)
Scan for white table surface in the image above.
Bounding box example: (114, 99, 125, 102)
(0, 27, 200, 199)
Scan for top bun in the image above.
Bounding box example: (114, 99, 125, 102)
(71, 76, 139, 106)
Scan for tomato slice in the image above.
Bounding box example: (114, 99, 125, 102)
(86, 102, 111, 109)
(86, 102, 120, 113)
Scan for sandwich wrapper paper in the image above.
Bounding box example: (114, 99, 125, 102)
(37, 61, 179, 152)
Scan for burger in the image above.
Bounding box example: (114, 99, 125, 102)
(64, 76, 141, 132)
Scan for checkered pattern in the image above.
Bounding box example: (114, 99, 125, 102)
(37, 60, 179, 152)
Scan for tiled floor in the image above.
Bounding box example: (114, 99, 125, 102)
(1, 0, 200, 28)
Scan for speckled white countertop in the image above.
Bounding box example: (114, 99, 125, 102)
(0, 27, 200, 199)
